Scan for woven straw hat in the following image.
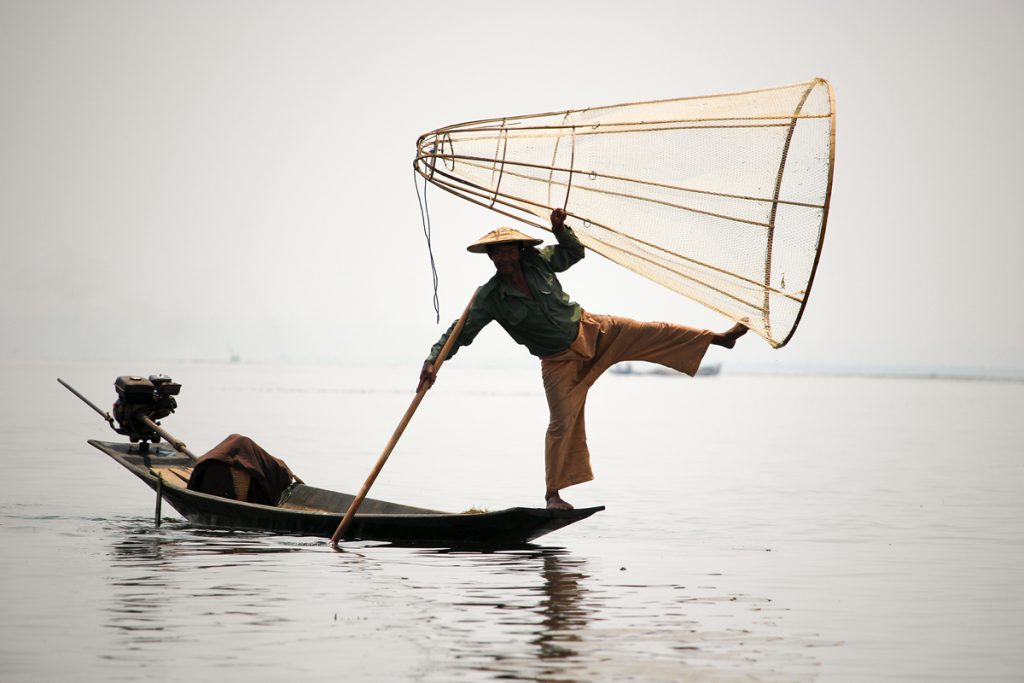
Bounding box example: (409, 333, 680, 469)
(466, 227, 543, 254)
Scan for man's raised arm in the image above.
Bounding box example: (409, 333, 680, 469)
(543, 208, 585, 272)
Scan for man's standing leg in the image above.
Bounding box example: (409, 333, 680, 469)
(541, 357, 594, 509)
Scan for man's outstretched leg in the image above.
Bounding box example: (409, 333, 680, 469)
(710, 321, 749, 348)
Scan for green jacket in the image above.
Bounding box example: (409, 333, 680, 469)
(427, 226, 586, 362)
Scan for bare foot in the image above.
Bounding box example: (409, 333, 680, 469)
(545, 490, 574, 511)
(711, 320, 749, 349)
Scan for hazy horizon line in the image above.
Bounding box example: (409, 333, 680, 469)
(11, 356, 1024, 384)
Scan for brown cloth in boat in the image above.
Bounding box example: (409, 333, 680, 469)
(540, 311, 713, 492)
(187, 434, 296, 505)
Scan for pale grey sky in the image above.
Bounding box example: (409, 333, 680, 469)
(2, 0, 1021, 372)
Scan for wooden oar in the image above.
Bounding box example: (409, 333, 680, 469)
(330, 287, 480, 547)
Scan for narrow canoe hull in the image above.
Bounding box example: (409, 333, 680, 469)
(89, 440, 603, 548)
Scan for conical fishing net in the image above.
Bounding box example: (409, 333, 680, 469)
(414, 79, 835, 348)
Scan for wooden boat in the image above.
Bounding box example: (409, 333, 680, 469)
(89, 439, 604, 548)
(611, 361, 721, 377)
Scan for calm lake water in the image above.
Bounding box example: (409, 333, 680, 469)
(1, 360, 1021, 682)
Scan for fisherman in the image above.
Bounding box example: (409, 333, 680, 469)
(419, 209, 748, 510)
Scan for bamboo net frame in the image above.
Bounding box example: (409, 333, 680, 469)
(414, 79, 836, 348)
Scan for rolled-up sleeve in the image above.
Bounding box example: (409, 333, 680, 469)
(541, 225, 585, 272)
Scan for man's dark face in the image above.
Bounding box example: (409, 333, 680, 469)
(489, 243, 521, 275)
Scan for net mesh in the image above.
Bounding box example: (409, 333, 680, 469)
(414, 79, 835, 348)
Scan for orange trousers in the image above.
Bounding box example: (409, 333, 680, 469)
(539, 311, 713, 491)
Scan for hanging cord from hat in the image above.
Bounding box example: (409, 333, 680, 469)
(414, 168, 440, 323)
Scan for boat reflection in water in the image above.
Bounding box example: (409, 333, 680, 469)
(99, 525, 824, 681)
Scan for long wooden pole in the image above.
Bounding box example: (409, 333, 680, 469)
(57, 378, 115, 427)
(141, 415, 198, 461)
(330, 288, 480, 547)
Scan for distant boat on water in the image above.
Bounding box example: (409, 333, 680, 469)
(610, 362, 721, 377)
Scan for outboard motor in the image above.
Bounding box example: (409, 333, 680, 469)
(112, 374, 182, 453)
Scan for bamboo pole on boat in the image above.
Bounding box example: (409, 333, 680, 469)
(330, 287, 480, 547)
(155, 473, 163, 527)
